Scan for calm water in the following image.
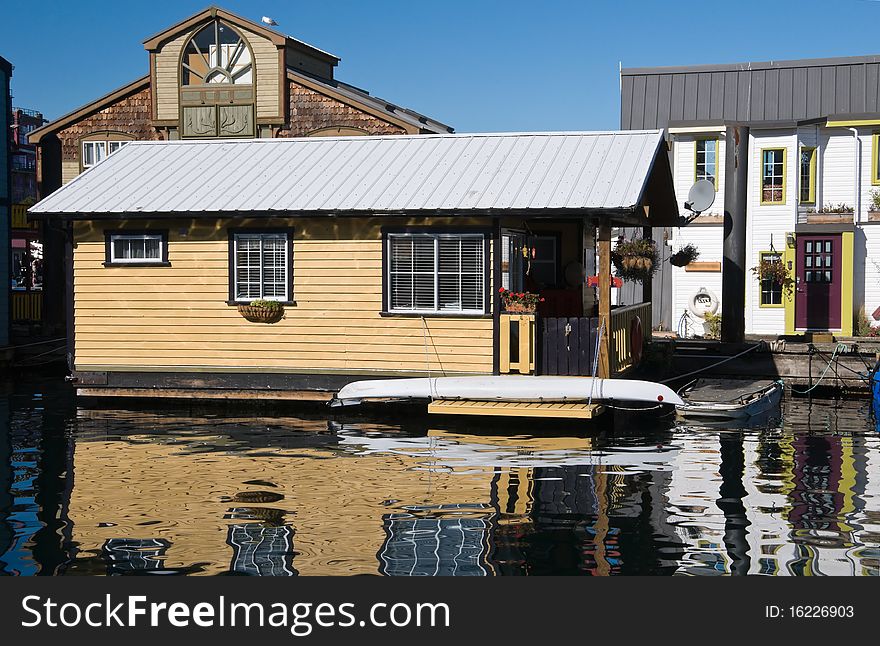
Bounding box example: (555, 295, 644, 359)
(1, 375, 878, 576)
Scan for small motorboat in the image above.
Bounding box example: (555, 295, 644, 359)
(676, 378, 784, 421)
(331, 375, 685, 408)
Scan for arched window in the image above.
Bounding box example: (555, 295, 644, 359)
(181, 20, 252, 86)
(178, 20, 255, 138)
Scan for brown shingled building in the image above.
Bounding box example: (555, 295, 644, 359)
(28, 5, 452, 334)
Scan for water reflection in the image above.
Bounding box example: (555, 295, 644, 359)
(0, 376, 878, 576)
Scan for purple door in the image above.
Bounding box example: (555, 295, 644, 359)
(795, 234, 841, 330)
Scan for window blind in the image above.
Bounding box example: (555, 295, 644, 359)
(388, 234, 484, 313)
(234, 233, 288, 301)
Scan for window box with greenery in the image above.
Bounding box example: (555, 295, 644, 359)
(805, 203, 854, 223)
(611, 237, 658, 283)
(237, 299, 284, 324)
(499, 288, 543, 314)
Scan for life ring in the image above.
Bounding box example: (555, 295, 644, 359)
(630, 316, 643, 364)
(688, 287, 719, 319)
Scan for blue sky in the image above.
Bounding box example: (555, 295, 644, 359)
(3, 0, 880, 131)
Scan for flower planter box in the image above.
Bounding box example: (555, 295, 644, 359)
(237, 303, 284, 323)
(869, 211, 880, 222)
(806, 213, 853, 224)
(502, 303, 537, 314)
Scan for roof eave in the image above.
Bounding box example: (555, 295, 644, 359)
(286, 68, 452, 134)
(27, 75, 151, 145)
(29, 207, 645, 224)
(142, 6, 340, 64)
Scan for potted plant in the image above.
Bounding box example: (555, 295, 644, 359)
(750, 257, 794, 297)
(669, 243, 700, 267)
(612, 237, 658, 283)
(869, 189, 880, 222)
(703, 312, 721, 340)
(499, 288, 543, 313)
(237, 299, 284, 323)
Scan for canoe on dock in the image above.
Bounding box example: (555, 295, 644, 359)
(676, 378, 783, 421)
(332, 376, 685, 410)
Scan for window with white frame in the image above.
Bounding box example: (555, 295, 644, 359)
(387, 233, 485, 314)
(82, 140, 131, 168)
(107, 232, 166, 265)
(695, 138, 718, 188)
(232, 232, 290, 302)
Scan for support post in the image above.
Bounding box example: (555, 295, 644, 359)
(641, 225, 653, 305)
(598, 223, 612, 378)
(722, 125, 749, 343)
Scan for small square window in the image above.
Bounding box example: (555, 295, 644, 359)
(106, 232, 167, 265)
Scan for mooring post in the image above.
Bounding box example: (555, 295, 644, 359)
(722, 125, 749, 343)
(598, 223, 612, 378)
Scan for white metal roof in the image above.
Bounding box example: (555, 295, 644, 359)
(30, 130, 668, 217)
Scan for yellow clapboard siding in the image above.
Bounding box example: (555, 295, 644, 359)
(75, 354, 491, 369)
(76, 329, 493, 342)
(72, 217, 495, 374)
(76, 337, 494, 351)
(73, 311, 492, 326)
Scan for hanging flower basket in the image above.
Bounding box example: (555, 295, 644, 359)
(237, 299, 284, 323)
(499, 288, 543, 314)
(612, 237, 658, 283)
(669, 244, 700, 267)
(750, 258, 794, 297)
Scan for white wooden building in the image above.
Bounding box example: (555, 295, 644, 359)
(622, 54, 880, 337)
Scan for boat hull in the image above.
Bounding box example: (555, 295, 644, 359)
(332, 375, 685, 407)
(676, 380, 783, 420)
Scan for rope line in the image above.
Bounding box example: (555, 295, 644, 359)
(661, 342, 763, 384)
(588, 318, 606, 407)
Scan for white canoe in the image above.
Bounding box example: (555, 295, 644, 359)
(332, 375, 684, 407)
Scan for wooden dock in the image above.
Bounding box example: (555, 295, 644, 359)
(659, 337, 879, 392)
(428, 399, 605, 419)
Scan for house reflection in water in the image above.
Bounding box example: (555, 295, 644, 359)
(227, 524, 297, 576)
(379, 505, 492, 576)
(13, 399, 876, 576)
(102, 538, 172, 575)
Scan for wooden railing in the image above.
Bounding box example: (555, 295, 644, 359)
(609, 302, 651, 376)
(11, 291, 43, 322)
(499, 313, 536, 374)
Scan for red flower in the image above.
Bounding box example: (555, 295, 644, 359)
(499, 287, 505, 294)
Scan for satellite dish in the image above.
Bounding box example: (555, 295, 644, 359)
(685, 179, 716, 215)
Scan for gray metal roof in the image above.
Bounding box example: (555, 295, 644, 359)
(30, 131, 673, 219)
(621, 53, 880, 129)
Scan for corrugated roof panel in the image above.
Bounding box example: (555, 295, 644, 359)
(621, 54, 880, 129)
(31, 131, 670, 217)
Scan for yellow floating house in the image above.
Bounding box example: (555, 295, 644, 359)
(29, 130, 679, 400)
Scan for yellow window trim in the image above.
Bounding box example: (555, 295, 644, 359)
(826, 119, 880, 128)
(760, 147, 787, 205)
(799, 146, 817, 205)
(694, 136, 719, 190)
(873, 132, 880, 186)
(758, 250, 785, 308)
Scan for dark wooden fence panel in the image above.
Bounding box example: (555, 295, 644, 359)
(539, 317, 599, 376)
